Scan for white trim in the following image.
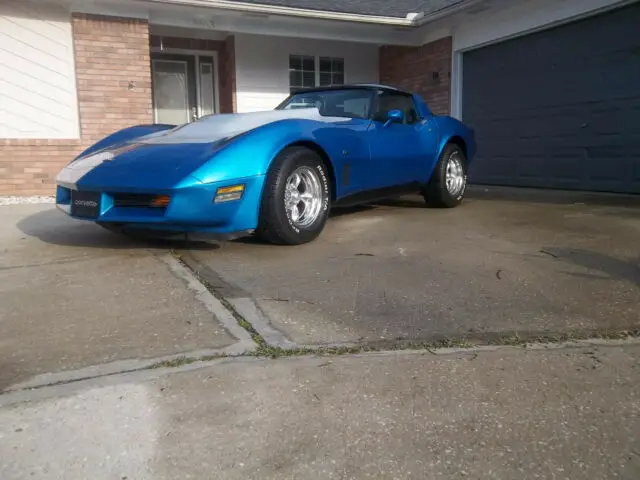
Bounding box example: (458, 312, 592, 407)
(195, 54, 203, 118)
(145, 0, 415, 25)
(450, 51, 463, 120)
(142, 0, 488, 27)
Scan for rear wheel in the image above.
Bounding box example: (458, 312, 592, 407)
(256, 146, 331, 245)
(424, 143, 467, 208)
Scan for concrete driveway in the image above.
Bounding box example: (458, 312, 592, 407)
(1, 187, 639, 391)
(184, 187, 640, 347)
(0, 204, 254, 391)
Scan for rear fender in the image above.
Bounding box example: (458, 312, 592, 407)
(433, 117, 477, 164)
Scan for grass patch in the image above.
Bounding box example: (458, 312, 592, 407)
(150, 354, 226, 369)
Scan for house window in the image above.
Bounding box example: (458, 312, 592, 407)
(319, 57, 344, 86)
(289, 55, 316, 93)
(289, 55, 345, 92)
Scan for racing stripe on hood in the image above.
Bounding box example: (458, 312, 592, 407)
(55, 144, 137, 188)
(136, 108, 347, 145)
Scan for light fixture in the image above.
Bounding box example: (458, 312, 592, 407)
(214, 184, 245, 203)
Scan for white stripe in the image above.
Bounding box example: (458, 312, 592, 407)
(138, 108, 348, 145)
(55, 151, 114, 187)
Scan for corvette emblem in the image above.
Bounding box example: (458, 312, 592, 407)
(73, 199, 98, 207)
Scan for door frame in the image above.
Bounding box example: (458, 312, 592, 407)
(150, 47, 221, 121)
(150, 58, 191, 124)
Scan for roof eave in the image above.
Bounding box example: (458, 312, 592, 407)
(412, 0, 486, 26)
(143, 0, 416, 26)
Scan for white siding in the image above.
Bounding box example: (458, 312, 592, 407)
(234, 34, 379, 113)
(0, 0, 79, 139)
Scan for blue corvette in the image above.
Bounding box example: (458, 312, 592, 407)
(56, 84, 475, 245)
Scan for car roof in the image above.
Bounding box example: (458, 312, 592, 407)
(292, 84, 412, 95)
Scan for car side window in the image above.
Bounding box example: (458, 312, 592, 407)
(373, 92, 419, 125)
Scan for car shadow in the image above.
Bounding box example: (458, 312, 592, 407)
(16, 208, 220, 251)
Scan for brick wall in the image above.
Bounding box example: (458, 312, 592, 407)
(74, 15, 153, 146)
(149, 34, 237, 114)
(0, 14, 152, 196)
(379, 37, 452, 115)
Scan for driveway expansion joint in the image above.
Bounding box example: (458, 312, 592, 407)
(160, 253, 257, 352)
(172, 250, 298, 350)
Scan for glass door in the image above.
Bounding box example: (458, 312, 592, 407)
(151, 52, 219, 124)
(198, 56, 217, 117)
(152, 59, 191, 125)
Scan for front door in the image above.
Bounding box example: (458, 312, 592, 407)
(152, 58, 192, 125)
(151, 53, 218, 125)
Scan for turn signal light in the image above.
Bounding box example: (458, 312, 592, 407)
(214, 184, 245, 203)
(150, 195, 171, 207)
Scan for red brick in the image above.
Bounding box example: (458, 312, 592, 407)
(379, 37, 452, 116)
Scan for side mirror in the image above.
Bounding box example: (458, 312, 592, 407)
(384, 109, 404, 127)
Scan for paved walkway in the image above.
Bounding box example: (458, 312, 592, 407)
(1, 344, 639, 479)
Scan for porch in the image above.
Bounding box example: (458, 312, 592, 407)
(147, 26, 381, 123)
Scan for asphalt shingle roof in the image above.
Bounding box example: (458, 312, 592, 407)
(233, 0, 470, 19)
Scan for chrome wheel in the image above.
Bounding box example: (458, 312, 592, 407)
(445, 152, 465, 197)
(284, 166, 323, 228)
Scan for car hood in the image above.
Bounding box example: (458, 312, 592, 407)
(136, 107, 348, 145)
(57, 108, 347, 190)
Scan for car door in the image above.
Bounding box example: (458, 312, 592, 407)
(367, 90, 433, 189)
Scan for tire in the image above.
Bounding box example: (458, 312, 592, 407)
(424, 143, 468, 208)
(256, 146, 331, 245)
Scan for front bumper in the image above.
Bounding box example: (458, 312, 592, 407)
(56, 175, 265, 234)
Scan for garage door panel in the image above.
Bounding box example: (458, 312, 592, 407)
(464, 3, 640, 194)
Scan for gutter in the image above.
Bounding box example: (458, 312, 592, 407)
(145, 0, 414, 25)
(142, 0, 486, 26)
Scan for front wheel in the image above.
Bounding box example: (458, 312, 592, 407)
(256, 146, 331, 245)
(424, 143, 468, 208)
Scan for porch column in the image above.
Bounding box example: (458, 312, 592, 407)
(72, 14, 153, 146)
(379, 37, 453, 115)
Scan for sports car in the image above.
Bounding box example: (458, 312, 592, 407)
(56, 84, 476, 245)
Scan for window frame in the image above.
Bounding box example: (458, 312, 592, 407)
(288, 54, 345, 93)
(371, 90, 421, 125)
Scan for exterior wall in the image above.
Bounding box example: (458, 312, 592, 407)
(379, 37, 452, 115)
(0, 0, 79, 139)
(234, 34, 379, 112)
(74, 14, 153, 147)
(0, 14, 152, 195)
(148, 34, 237, 114)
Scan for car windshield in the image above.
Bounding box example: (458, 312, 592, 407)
(276, 88, 374, 120)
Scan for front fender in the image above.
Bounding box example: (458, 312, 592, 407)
(189, 119, 346, 184)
